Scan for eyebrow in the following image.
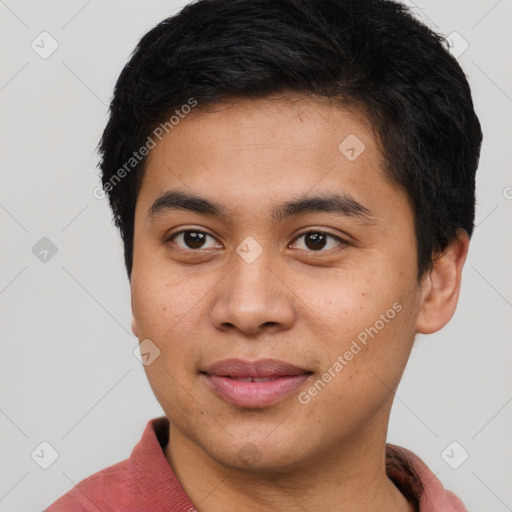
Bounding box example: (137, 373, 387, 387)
(148, 189, 376, 224)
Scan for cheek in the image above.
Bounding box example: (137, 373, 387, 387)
(132, 287, 200, 389)
(307, 277, 391, 339)
(132, 277, 204, 408)
(303, 303, 416, 431)
(132, 273, 193, 335)
(312, 271, 417, 378)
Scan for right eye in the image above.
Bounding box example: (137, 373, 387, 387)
(166, 230, 222, 251)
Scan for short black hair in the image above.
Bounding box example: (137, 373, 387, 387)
(98, 0, 482, 281)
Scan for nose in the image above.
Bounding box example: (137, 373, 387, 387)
(210, 248, 296, 336)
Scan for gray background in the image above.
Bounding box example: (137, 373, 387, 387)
(0, 0, 511, 510)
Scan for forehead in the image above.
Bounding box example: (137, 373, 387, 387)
(137, 95, 405, 223)
(150, 95, 378, 157)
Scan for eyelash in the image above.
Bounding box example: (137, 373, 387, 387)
(166, 229, 348, 253)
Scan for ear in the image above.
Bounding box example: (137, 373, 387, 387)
(131, 293, 140, 338)
(415, 228, 470, 334)
(131, 316, 140, 338)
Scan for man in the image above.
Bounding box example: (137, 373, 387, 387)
(46, 0, 482, 510)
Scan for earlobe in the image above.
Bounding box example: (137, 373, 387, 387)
(415, 229, 470, 334)
(131, 316, 140, 338)
(130, 292, 140, 338)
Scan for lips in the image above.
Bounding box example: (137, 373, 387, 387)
(201, 358, 312, 408)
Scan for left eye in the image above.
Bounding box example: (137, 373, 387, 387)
(290, 231, 345, 252)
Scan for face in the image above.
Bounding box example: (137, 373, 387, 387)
(131, 95, 423, 472)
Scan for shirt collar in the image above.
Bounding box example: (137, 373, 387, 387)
(129, 416, 466, 512)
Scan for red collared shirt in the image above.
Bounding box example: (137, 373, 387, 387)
(45, 416, 468, 512)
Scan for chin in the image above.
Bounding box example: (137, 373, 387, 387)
(203, 433, 311, 474)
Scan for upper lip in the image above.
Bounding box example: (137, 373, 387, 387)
(203, 358, 311, 378)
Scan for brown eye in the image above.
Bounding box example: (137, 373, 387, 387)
(168, 230, 220, 250)
(183, 231, 206, 249)
(304, 232, 327, 250)
(291, 231, 346, 252)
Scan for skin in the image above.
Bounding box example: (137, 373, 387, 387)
(130, 94, 469, 511)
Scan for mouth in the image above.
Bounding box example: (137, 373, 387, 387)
(201, 358, 313, 408)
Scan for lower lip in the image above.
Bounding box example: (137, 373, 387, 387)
(203, 374, 311, 408)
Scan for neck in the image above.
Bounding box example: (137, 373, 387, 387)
(164, 423, 414, 512)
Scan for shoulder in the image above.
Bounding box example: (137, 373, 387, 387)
(44, 417, 177, 512)
(386, 443, 468, 512)
(44, 459, 132, 512)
